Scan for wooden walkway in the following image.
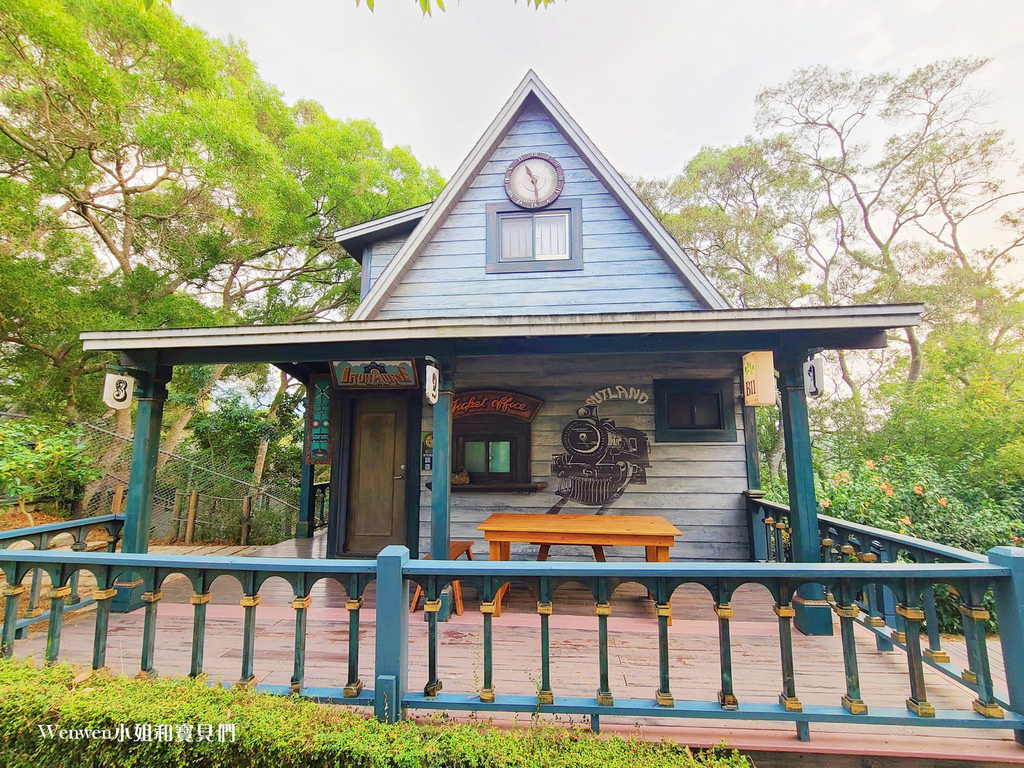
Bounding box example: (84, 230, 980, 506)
(8, 533, 1024, 765)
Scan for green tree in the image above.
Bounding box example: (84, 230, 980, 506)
(0, 0, 443, 428)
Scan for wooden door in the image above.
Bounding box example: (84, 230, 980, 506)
(344, 395, 408, 554)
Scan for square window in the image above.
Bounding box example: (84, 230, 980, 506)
(486, 199, 582, 273)
(654, 379, 737, 442)
(453, 416, 531, 484)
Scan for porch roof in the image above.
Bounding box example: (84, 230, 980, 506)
(81, 303, 923, 371)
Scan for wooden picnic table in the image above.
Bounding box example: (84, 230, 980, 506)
(477, 512, 682, 617)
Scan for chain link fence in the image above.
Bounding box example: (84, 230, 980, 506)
(78, 422, 300, 546)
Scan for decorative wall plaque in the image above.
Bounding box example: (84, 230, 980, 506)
(305, 375, 332, 464)
(331, 360, 418, 389)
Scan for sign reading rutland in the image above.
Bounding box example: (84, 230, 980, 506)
(331, 360, 418, 389)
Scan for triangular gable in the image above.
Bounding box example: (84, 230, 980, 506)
(351, 71, 729, 321)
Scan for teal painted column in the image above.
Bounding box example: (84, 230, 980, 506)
(296, 461, 315, 538)
(374, 545, 410, 723)
(429, 368, 454, 622)
(113, 358, 170, 613)
(777, 347, 833, 636)
(989, 546, 1024, 745)
(430, 370, 453, 563)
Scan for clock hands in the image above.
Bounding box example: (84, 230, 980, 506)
(523, 164, 541, 201)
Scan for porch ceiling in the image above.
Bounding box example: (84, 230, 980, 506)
(80, 304, 923, 369)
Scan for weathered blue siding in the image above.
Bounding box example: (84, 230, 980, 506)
(418, 352, 749, 562)
(361, 235, 408, 300)
(373, 107, 703, 318)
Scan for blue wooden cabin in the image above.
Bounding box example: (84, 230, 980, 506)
(82, 72, 922, 629)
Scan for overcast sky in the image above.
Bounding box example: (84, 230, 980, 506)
(174, 0, 1024, 182)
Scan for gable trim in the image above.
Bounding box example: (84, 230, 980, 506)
(351, 71, 730, 321)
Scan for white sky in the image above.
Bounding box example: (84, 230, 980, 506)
(175, 0, 1024, 184)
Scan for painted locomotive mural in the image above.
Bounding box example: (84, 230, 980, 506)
(550, 404, 651, 512)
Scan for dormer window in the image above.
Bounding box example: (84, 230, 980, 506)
(485, 199, 582, 273)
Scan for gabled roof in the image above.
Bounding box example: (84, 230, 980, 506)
(349, 71, 730, 321)
(334, 204, 430, 262)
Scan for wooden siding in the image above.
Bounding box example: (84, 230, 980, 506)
(362, 235, 408, 299)
(418, 352, 750, 562)
(374, 107, 704, 318)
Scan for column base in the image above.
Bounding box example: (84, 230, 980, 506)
(779, 693, 803, 712)
(973, 699, 1004, 718)
(537, 690, 554, 705)
(111, 580, 145, 613)
(907, 697, 935, 717)
(794, 594, 834, 636)
(479, 687, 495, 703)
(656, 690, 675, 707)
(596, 690, 614, 706)
(924, 648, 950, 663)
(236, 674, 257, 688)
(841, 694, 868, 715)
(294, 521, 314, 538)
(717, 690, 738, 710)
(343, 679, 364, 698)
(424, 680, 442, 697)
(135, 668, 157, 680)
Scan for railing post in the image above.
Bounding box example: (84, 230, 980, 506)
(184, 490, 198, 545)
(374, 545, 409, 723)
(744, 491, 769, 562)
(988, 547, 1024, 744)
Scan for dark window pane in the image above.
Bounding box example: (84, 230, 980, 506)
(692, 394, 721, 428)
(465, 441, 487, 473)
(489, 441, 511, 473)
(666, 393, 721, 430)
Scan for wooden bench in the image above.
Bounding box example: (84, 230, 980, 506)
(410, 540, 475, 616)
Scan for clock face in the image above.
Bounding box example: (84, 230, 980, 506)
(504, 153, 564, 209)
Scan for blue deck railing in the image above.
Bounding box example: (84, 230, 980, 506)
(745, 495, 1009, 694)
(0, 514, 124, 638)
(0, 531, 1022, 745)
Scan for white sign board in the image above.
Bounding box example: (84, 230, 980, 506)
(742, 351, 776, 407)
(803, 358, 824, 398)
(424, 363, 440, 405)
(102, 373, 135, 410)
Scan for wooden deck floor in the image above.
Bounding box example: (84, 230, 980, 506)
(7, 533, 1024, 765)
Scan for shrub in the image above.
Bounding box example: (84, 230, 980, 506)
(0, 421, 100, 514)
(0, 659, 752, 768)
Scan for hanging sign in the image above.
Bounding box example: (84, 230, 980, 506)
(331, 360, 418, 389)
(803, 358, 824, 398)
(742, 351, 776, 406)
(305, 375, 332, 464)
(424, 362, 440, 405)
(453, 390, 543, 421)
(102, 373, 135, 410)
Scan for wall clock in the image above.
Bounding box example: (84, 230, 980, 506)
(503, 152, 565, 209)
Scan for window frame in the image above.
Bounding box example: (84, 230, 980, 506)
(485, 198, 583, 274)
(653, 378, 738, 443)
(452, 415, 531, 484)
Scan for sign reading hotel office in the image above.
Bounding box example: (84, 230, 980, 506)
(453, 390, 543, 422)
(742, 351, 776, 407)
(331, 360, 418, 389)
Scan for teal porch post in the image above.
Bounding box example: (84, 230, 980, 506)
(113, 356, 170, 613)
(296, 461, 315, 538)
(429, 366, 454, 620)
(989, 547, 1024, 744)
(777, 346, 832, 636)
(374, 545, 410, 723)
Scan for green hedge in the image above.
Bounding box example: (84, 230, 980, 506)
(0, 660, 751, 768)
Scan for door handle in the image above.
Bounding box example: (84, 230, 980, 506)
(394, 463, 406, 481)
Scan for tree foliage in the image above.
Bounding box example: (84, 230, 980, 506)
(0, 0, 443, 424)
(640, 59, 1024, 544)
